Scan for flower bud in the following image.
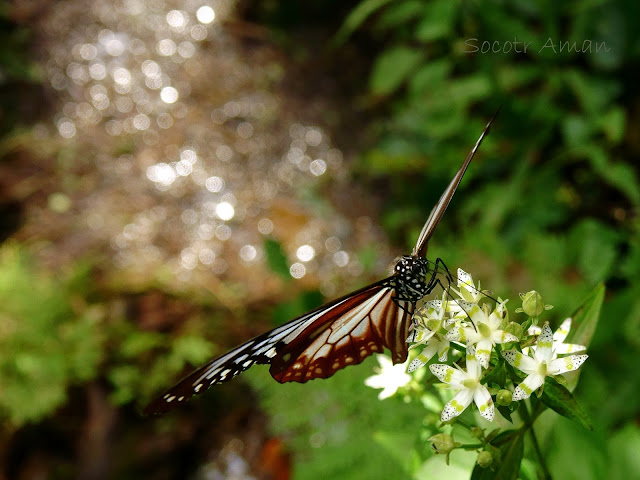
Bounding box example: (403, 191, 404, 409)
(429, 433, 456, 455)
(521, 291, 544, 317)
(477, 450, 493, 468)
(470, 426, 484, 440)
(497, 389, 513, 406)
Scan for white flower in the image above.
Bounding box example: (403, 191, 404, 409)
(525, 317, 586, 358)
(364, 354, 411, 400)
(446, 302, 518, 367)
(406, 296, 451, 372)
(451, 269, 487, 304)
(429, 346, 494, 422)
(502, 324, 588, 400)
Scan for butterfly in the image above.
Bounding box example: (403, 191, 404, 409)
(144, 114, 498, 415)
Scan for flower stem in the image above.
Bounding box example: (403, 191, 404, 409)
(520, 401, 552, 479)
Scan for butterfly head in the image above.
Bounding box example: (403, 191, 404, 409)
(393, 256, 431, 302)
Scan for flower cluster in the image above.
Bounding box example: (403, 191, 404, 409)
(364, 269, 589, 424)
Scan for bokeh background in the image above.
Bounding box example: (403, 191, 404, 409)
(1, 0, 639, 479)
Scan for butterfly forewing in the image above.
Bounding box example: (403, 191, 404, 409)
(270, 280, 413, 383)
(143, 316, 307, 414)
(413, 112, 499, 257)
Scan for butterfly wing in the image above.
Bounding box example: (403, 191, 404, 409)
(413, 111, 499, 258)
(270, 279, 413, 383)
(144, 277, 410, 414)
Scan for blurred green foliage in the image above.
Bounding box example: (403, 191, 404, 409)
(0, 242, 217, 423)
(0, 243, 102, 425)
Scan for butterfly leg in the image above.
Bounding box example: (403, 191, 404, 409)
(391, 296, 415, 314)
(422, 257, 455, 301)
(427, 258, 481, 333)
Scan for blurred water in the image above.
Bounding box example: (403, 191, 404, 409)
(35, 0, 393, 299)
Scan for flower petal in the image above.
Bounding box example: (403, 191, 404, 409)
(407, 327, 436, 345)
(408, 343, 438, 372)
(527, 325, 542, 336)
(554, 343, 586, 355)
(378, 386, 396, 400)
(364, 355, 410, 399)
(376, 354, 394, 369)
(475, 338, 493, 368)
(492, 329, 519, 345)
(473, 386, 495, 421)
(437, 341, 450, 361)
(364, 374, 385, 389)
(457, 268, 472, 287)
(553, 317, 572, 343)
(487, 311, 502, 330)
(549, 354, 588, 375)
(448, 299, 478, 315)
(445, 325, 467, 343)
(533, 324, 554, 363)
(429, 364, 465, 387)
(501, 350, 539, 374)
(441, 388, 474, 422)
(513, 373, 545, 400)
(464, 345, 482, 378)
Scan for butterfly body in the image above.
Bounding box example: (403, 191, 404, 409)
(144, 113, 498, 415)
(392, 255, 433, 302)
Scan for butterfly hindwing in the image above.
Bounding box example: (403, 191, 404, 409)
(270, 280, 414, 383)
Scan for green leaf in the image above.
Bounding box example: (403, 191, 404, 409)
(497, 405, 513, 423)
(562, 114, 593, 147)
(446, 75, 493, 107)
(376, 0, 424, 30)
(569, 282, 605, 350)
(408, 59, 452, 97)
(370, 46, 423, 96)
(600, 106, 626, 144)
(471, 431, 524, 480)
(483, 359, 507, 387)
(415, 0, 456, 42)
(172, 335, 214, 366)
(333, 0, 394, 46)
(569, 220, 619, 284)
(120, 331, 165, 357)
(263, 238, 290, 279)
(582, 146, 640, 206)
(496, 65, 541, 91)
(563, 69, 620, 114)
(541, 377, 593, 430)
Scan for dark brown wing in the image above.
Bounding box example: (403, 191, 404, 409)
(144, 277, 410, 414)
(413, 110, 500, 257)
(270, 281, 413, 383)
